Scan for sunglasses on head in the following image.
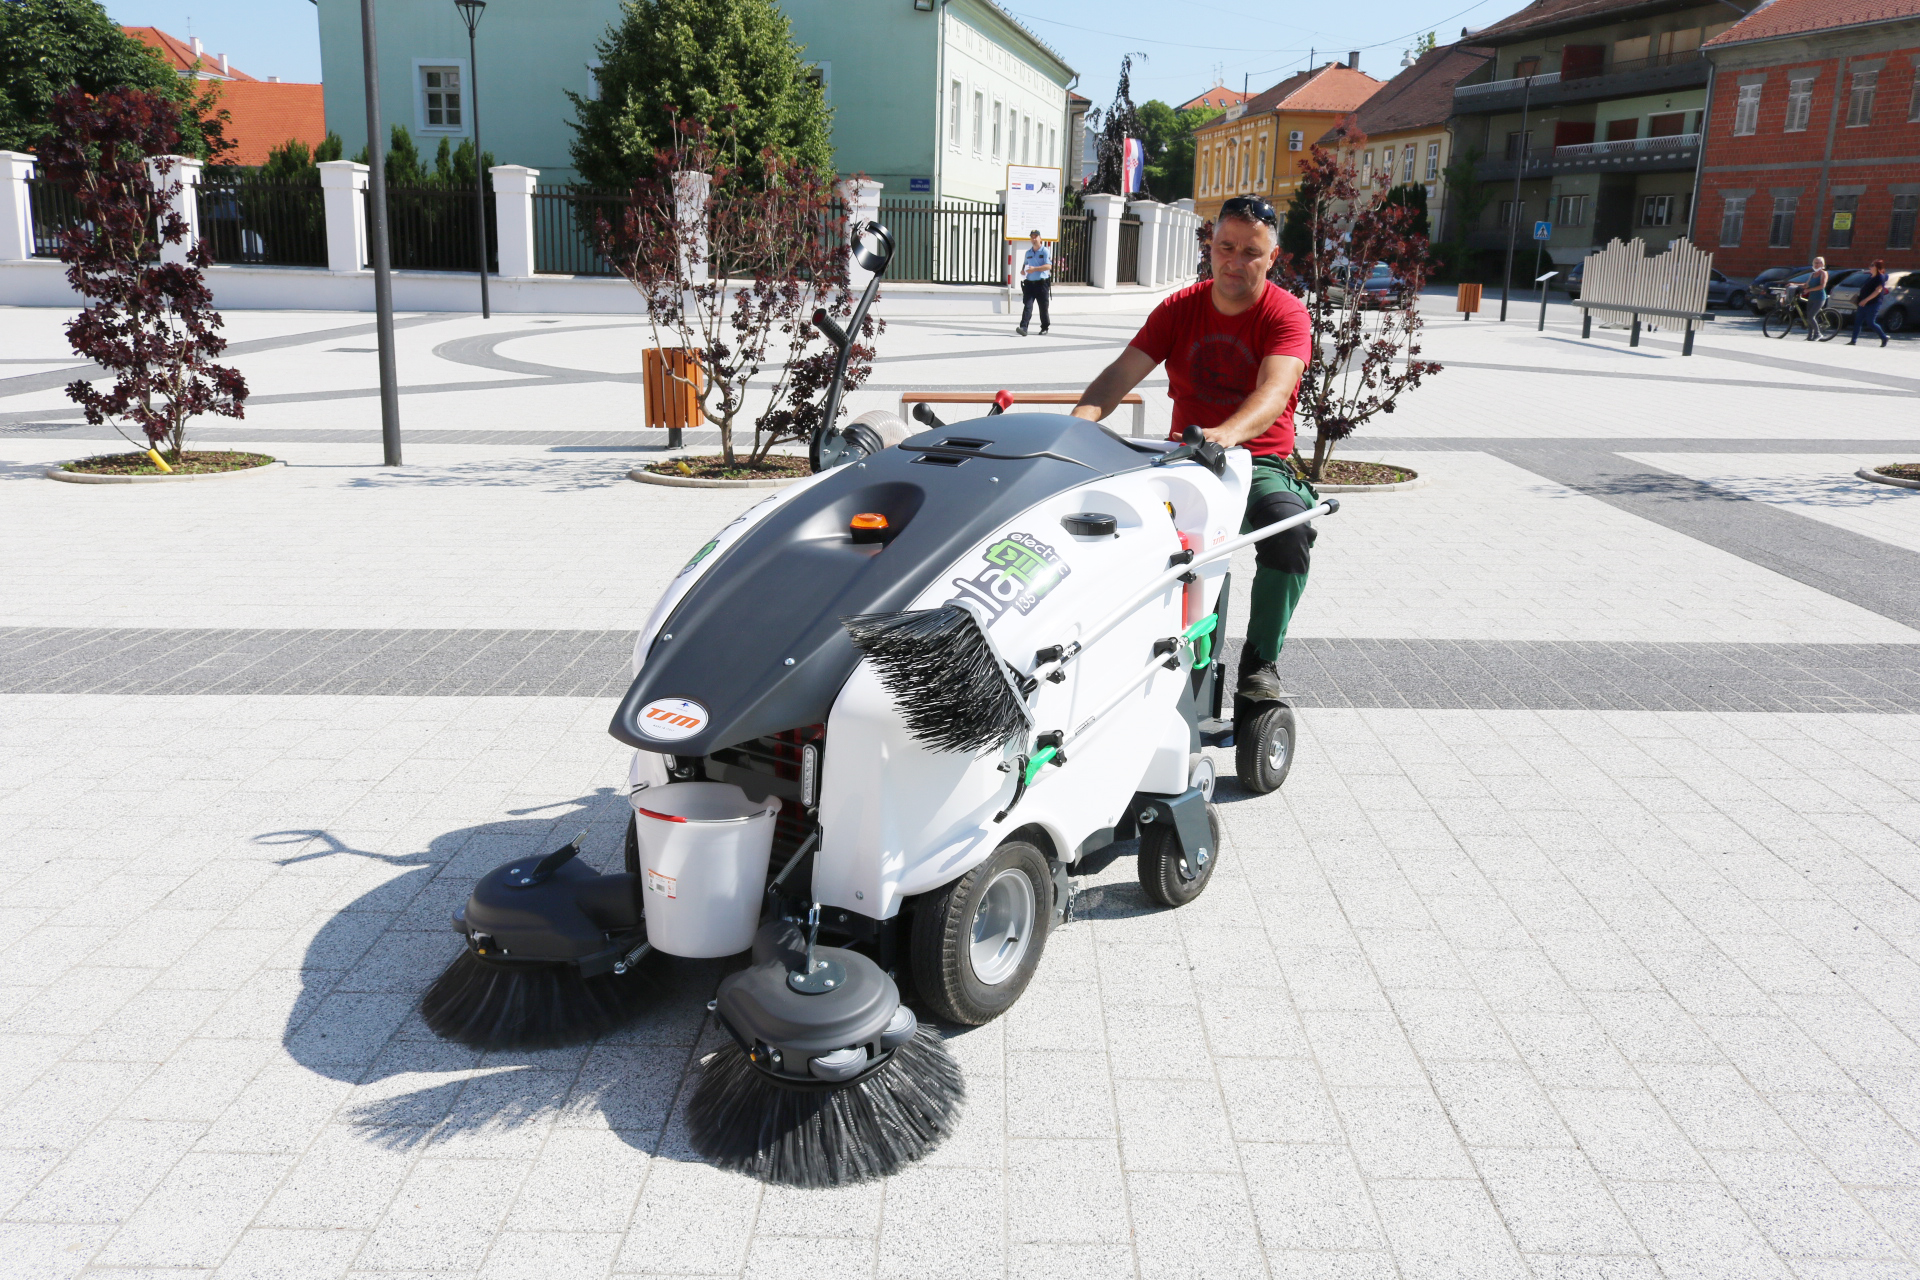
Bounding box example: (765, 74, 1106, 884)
(1220, 196, 1278, 228)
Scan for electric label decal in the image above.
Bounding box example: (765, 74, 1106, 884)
(952, 532, 1071, 622)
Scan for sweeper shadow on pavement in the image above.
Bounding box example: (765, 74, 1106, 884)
(269, 789, 736, 1157)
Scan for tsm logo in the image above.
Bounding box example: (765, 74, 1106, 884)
(636, 697, 708, 742)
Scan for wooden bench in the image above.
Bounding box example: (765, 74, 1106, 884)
(898, 390, 1148, 437)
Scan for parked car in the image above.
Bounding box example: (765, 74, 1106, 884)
(1829, 267, 1916, 331)
(1329, 261, 1411, 309)
(1563, 255, 1590, 298)
(1746, 266, 1800, 313)
(1706, 268, 1751, 311)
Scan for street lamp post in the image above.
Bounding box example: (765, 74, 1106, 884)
(1498, 72, 1535, 322)
(455, 0, 490, 319)
(360, 0, 402, 465)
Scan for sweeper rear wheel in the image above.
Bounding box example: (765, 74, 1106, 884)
(1235, 702, 1296, 795)
(1138, 801, 1222, 907)
(911, 839, 1051, 1025)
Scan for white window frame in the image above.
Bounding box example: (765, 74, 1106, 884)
(992, 99, 1003, 161)
(1425, 140, 1439, 179)
(1257, 135, 1268, 184)
(1847, 68, 1877, 127)
(1890, 192, 1917, 249)
(1769, 194, 1798, 247)
(1021, 114, 1031, 165)
(949, 79, 963, 152)
(1362, 150, 1373, 179)
(972, 90, 985, 158)
(1556, 193, 1587, 226)
(1226, 140, 1238, 190)
(413, 59, 470, 135)
(1734, 83, 1760, 135)
(1719, 194, 1745, 246)
(1910, 75, 1920, 122)
(1785, 75, 1814, 132)
(1402, 144, 1416, 183)
(1641, 194, 1673, 226)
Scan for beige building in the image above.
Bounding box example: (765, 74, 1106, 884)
(1319, 43, 1493, 236)
(1192, 62, 1382, 221)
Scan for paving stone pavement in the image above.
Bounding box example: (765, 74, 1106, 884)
(4, 298, 1920, 1279)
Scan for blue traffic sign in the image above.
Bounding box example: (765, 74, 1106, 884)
(1533, 221, 1553, 240)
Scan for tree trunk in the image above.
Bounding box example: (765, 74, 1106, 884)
(1310, 429, 1333, 482)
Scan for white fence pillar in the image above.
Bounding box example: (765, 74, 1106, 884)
(0, 151, 34, 262)
(1085, 193, 1125, 290)
(490, 165, 539, 278)
(674, 170, 712, 285)
(145, 155, 202, 266)
(317, 161, 368, 273)
(1129, 199, 1170, 288)
(840, 178, 883, 288)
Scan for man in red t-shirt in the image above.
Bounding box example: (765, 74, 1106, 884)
(1072, 196, 1313, 702)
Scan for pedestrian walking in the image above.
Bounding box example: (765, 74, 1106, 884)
(1850, 258, 1891, 347)
(1804, 255, 1829, 341)
(1015, 230, 1051, 336)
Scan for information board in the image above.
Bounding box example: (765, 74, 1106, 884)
(1004, 165, 1062, 241)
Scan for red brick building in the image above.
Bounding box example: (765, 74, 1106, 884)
(1695, 0, 1920, 277)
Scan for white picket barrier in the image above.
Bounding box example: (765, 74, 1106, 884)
(1576, 236, 1713, 353)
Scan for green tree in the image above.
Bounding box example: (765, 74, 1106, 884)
(1279, 181, 1314, 261)
(0, 0, 218, 154)
(567, 0, 832, 190)
(259, 133, 344, 184)
(1382, 182, 1429, 238)
(1138, 99, 1221, 203)
(351, 125, 492, 190)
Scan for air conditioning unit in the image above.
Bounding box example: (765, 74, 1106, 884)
(1288, 131, 1303, 151)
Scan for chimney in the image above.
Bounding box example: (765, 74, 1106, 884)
(219, 53, 230, 76)
(1348, 51, 1360, 70)
(191, 36, 203, 60)
(267, 75, 280, 83)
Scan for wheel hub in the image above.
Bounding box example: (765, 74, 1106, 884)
(1266, 731, 1289, 774)
(969, 868, 1035, 985)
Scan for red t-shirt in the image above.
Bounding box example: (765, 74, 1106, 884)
(1129, 280, 1311, 456)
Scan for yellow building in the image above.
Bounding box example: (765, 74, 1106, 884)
(1192, 62, 1382, 221)
(1318, 43, 1493, 237)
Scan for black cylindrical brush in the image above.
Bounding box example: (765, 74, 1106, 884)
(420, 951, 656, 1051)
(688, 1023, 964, 1187)
(842, 601, 1031, 753)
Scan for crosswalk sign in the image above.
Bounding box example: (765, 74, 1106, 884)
(1533, 221, 1552, 240)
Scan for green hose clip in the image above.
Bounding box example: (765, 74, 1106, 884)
(1023, 746, 1058, 785)
(1182, 612, 1220, 669)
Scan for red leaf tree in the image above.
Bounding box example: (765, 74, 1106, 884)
(1270, 131, 1441, 482)
(595, 112, 880, 468)
(39, 87, 246, 462)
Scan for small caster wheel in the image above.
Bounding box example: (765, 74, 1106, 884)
(911, 839, 1051, 1025)
(1138, 800, 1221, 907)
(1235, 702, 1296, 794)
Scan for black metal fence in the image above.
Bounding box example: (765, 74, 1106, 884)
(26, 177, 80, 257)
(532, 185, 624, 276)
(1117, 216, 1141, 285)
(199, 172, 327, 267)
(373, 185, 496, 273)
(1056, 214, 1091, 283)
(877, 198, 1004, 285)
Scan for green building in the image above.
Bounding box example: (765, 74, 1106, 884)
(316, 0, 1075, 203)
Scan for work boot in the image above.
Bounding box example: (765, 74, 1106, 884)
(1015, 325, 1028, 336)
(1236, 651, 1286, 702)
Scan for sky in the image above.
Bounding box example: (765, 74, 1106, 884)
(103, 0, 1524, 107)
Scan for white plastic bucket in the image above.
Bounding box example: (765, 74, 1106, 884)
(630, 781, 780, 958)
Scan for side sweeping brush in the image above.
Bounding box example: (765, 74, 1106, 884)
(842, 600, 1031, 753)
(422, 833, 656, 1050)
(688, 1022, 964, 1187)
(420, 951, 654, 1050)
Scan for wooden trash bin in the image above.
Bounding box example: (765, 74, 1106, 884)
(643, 347, 704, 447)
(1456, 283, 1483, 319)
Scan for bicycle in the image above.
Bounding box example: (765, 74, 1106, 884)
(1762, 289, 1840, 340)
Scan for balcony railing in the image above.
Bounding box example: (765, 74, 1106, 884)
(1554, 132, 1700, 158)
(1455, 48, 1707, 99)
(1457, 71, 1561, 98)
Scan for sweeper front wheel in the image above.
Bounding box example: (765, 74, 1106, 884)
(910, 839, 1051, 1025)
(1235, 702, 1296, 795)
(1138, 801, 1222, 907)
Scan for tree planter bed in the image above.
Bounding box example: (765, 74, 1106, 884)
(45, 451, 280, 484)
(1859, 465, 1920, 491)
(1309, 459, 1426, 493)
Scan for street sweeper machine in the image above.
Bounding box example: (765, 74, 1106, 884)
(419, 223, 1338, 1187)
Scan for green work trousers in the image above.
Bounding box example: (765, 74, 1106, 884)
(1239, 456, 1318, 665)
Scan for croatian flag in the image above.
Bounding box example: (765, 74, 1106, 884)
(1123, 137, 1145, 193)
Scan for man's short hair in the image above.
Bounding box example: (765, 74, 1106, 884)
(1030, 229, 1042, 238)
